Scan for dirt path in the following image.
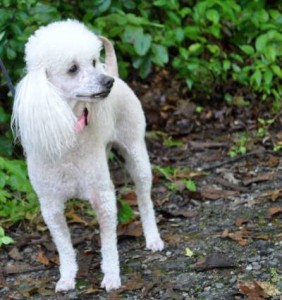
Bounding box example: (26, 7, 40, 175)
(0, 78, 282, 299)
(1, 130, 281, 299)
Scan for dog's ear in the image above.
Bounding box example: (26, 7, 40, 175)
(99, 36, 119, 77)
(11, 69, 77, 160)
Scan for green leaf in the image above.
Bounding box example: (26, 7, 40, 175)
(251, 69, 262, 86)
(0, 172, 5, 189)
(239, 45, 255, 56)
(179, 47, 189, 59)
(151, 44, 168, 66)
(0, 32, 5, 42)
(186, 78, 193, 90)
(271, 65, 282, 79)
(6, 47, 16, 60)
(183, 179, 196, 192)
(175, 27, 185, 42)
(122, 26, 142, 43)
(207, 44, 220, 56)
(206, 9, 220, 24)
(118, 200, 133, 223)
(0, 227, 4, 237)
(134, 32, 152, 56)
(0, 189, 11, 202)
(264, 69, 273, 86)
(254, 9, 269, 23)
(1, 236, 14, 245)
(188, 43, 203, 55)
(265, 46, 277, 62)
(223, 60, 231, 71)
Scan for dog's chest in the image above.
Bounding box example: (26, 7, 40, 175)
(27, 149, 108, 201)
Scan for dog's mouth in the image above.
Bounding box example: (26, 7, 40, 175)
(76, 90, 111, 99)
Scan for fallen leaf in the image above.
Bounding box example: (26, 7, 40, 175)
(77, 252, 94, 278)
(270, 189, 282, 201)
(185, 247, 194, 257)
(85, 287, 102, 294)
(5, 262, 49, 274)
(125, 279, 145, 291)
(235, 216, 249, 227)
(36, 248, 50, 266)
(117, 221, 142, 238)
(243, 174, 272, 186)
(259, 281, 281, 297)
(238, 280, 266, 299)
(66, 211, 88, 226)
(267, 207, 282, 217)
(253, 233, 270, 241)
(222, 228, 249, 246)
(159, 208, 197, 218)
(121, 191, 138, 206)
(8, 247, 23, 260)
(163, 233, 182, 246)
(195, 252, 236, 271)
(238, 280, 279, 299)
(0, 272, 5, 288)
(200, 187, 239, 200)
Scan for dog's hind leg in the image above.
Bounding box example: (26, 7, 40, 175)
(122, 141, 164, 252)
(40, 198, 78, 292)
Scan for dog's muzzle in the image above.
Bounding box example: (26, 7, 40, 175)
(76, 75, 114, 99)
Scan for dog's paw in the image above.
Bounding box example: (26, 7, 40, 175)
(55, 278, 75, 292)
(101, 274, 121, 292)
(146, 236, 164, 252)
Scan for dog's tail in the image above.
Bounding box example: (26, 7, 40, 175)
(99, 36, 119, 78)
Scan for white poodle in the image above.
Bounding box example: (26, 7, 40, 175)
(12, 19, 164, 292)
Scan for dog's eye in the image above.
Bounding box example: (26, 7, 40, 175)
(68, 65, 78, 74)
(92, 60, 96, 68)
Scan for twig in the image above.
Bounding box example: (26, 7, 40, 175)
(197, 150, 277, 171)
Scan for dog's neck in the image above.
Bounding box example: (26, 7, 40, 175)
(74, 107, 90, 133)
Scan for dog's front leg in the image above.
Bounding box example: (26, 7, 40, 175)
(91, 190, 121, 292)
(40, 198, 77, 292)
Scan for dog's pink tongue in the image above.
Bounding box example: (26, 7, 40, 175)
(74, 111, 91, 133)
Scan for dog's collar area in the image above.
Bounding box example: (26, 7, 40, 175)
(83, 107, 88, 126)
(74, 107, 90, 133)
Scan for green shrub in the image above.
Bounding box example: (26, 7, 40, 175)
(1, 0, 281, 108)
(0, 157, 39, 223)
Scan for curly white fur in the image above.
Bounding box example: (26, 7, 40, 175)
(12, 19, 164, 292)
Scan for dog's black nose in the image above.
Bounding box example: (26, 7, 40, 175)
(102, 76, 114, 89)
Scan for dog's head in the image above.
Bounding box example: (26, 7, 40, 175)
(12, 20, 118, 161)
(26, 19, 116, 101)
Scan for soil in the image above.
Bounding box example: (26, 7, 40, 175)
(0, 75, 281, 299)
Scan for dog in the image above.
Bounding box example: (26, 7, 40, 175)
(12, 19, 164, 292)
